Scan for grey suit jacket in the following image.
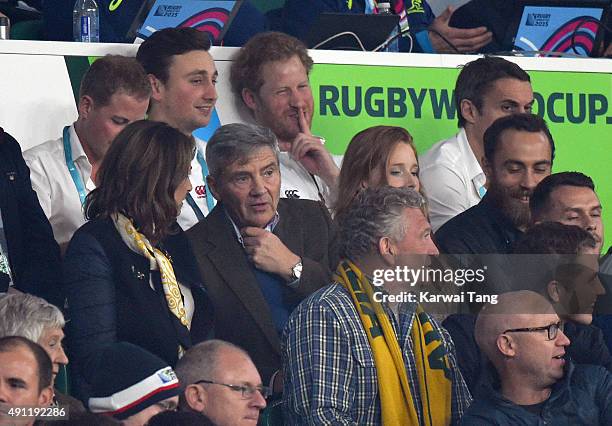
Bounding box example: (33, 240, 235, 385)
(187, 198, 338, 382)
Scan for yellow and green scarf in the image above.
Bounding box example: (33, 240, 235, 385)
(336, 260, 452, 425)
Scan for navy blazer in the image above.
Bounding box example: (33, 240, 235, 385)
(63, 218, 214, 402)
(0, 129, 62, 306)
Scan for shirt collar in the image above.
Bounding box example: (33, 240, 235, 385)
(224, 208, 280, 248)
(69, 123, 90, 162)
(458, 128, 487, 196)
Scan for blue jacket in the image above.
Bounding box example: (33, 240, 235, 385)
(0, 129, 62, 306)
(461, 363, 612, 425)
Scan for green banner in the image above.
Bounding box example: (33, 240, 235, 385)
(310, 64, 612, 248)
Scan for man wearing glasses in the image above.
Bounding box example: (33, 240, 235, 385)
(175, 340, 269, 426)
(462, 290, 612, 424)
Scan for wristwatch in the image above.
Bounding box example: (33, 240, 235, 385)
(290, 260, 303, 281)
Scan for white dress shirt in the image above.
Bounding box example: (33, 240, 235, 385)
(24, 125, 94, 246)
(419, 128, 487, 232)
(178, 137, 214, 230)
(279, 152, 341, 207)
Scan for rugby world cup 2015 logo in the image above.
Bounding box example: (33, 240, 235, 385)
(178, 7, 232, 42)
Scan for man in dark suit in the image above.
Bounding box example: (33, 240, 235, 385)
(0, 128, 62, 307)
(187, 123, 337, 387)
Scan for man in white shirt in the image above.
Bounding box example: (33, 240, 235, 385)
(419, 57, 534, 231)
(136, 27, 218, 230)
(24, 55, 151, 249)
(230, 32, 340, 207)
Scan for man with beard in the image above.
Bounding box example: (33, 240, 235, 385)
(230, 32, 340, 206)
(419, 57, 534, 231)
(435, 113, 554, 257)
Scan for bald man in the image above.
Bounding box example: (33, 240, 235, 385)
(461, 291, 612, 425)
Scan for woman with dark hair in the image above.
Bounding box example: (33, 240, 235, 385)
(63, 120, 213, 401)
(334, 125, 424, 219)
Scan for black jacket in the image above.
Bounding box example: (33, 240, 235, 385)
(0, 128, 62, 306)
(461, 363, 612, 425)
(443, 314, 612, 396)
(63, 218, 213, 401)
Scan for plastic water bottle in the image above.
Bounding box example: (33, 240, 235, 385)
(73, 0, 100, 43)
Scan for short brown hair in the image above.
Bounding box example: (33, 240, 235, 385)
(136, 27, 212, 84)
(79, 55, 151, 107)
(334, 126, 419, 219)
(0, 336, 52, 392)
(230, 31, 313, 99)
(85, 120, 195, 243)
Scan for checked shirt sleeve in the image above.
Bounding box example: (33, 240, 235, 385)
(441, 326, 473, 425)
(282, 297, 360, 425)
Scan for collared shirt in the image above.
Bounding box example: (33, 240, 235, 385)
(25, 129, 209, 245)
(282, 283, 472, 425)
(279, 152, 341, 207)
(178, 137, 213, 231)
(224, 209, 300, 288)
(24, 124, 95, 246)
(225, 208, 280, 247)
(419, 128, 487, 232)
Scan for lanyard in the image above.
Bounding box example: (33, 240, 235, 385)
(62, 126, 87, 206)
(195, 148, 216, 213)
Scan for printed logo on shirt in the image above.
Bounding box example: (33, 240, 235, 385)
(194, 185, 206, 198)
(284, 189, 301, 199)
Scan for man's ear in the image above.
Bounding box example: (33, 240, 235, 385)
(547, 280, 561, 303)
(78, 95, 94, 119)
(460, 99, 479, 126)
(241, 88, 258, 112)
(497, 334, 516, 358)
(378, 236, 396, 267)
(378, 236, 394, 256)
(148, 74, 164, 102)
(184, 384, 207, 413)
(206, 175, 221, 201)
(38, 386, 54, 407)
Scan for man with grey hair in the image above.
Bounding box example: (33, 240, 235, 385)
(0, 293, 84, 412)
(462, 290, 612, 425)
(175, 340, 268, 425)
(187, 123, 337, 389)
(282, 186, 470, 424)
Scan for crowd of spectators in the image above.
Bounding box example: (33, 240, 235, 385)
(1, 2, 611, 425)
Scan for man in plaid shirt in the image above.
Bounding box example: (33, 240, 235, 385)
(282, 187, 471, 425)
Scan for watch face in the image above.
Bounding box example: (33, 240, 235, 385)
(293, 262, 303, 279)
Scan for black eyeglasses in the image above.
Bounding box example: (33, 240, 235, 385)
(504, 321, 564, 341)
(194, 380, 272, 399)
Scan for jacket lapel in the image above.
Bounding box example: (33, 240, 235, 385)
(197, 205, 281, 353)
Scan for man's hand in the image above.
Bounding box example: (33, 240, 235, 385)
(289, 109, 339, 187)
(428, 6, 493, 53)
(241, 227, 300, 281)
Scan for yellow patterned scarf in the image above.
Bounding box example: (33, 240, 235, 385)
(336, 260, 452, 425)
(113, 214, 191, 334)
